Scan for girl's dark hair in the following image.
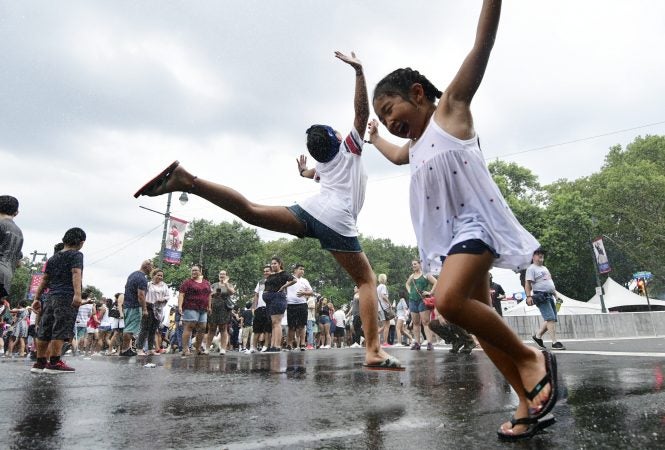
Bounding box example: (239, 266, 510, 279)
(305, 125, 339, 163)
(271, 257, 284, 270)
(373, 68, 442, 103)
(62, 227, 86, 246)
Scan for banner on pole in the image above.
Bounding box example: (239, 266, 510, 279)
(28, 273, 44, 300)
(592, 237, 611, 274)
(164, 216, 188, 265)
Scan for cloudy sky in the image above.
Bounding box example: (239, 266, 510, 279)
(3, 1, 665, 298)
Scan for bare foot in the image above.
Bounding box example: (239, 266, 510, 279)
(519, 348, 551, 412)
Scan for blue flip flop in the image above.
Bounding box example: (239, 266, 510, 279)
(362, 357, 405, 371)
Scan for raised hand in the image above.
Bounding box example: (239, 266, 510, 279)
(367, 119, 380, 143)
(334, 51, 362, 72)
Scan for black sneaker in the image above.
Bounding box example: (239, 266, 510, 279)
(532, 335, 545, 348)
(552, 341, 566, 350)
(119, 348, 138, 357)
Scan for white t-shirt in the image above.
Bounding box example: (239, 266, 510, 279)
(377, 283, 390, 310)
(286, 276, 312, 305)
(333, 309, 346, 328)
(298, 128, 366, 237)
(75, 303, 94, 327)
(254, 279, 266, 308)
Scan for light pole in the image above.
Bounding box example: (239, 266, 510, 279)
(139, 192, 189, 269)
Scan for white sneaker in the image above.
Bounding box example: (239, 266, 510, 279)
(261, 346, 268, 352)
(219, 349, 226, 355)
(359, 337, 365, 345)
(350, 343, 361, 348)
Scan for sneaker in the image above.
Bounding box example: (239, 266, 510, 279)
(31, 361, 47, 373)
(137, 350, 147, 356)
(261, 346, 268, 352)
(44, 360, 75, 374)
(552, 341, 566, 350)
(460, 341, 477, 354)
(284, 346, 292, 352)
(219, 349, 226, 355)
(381, 343, 392, 348)
(119, 348, 138, 357)
(532, 335, 545, 348)
(410, 342, 421, 351)
(306, 344, 314, 350)
(350, 343, 361, 349)
(426, 342, 434, 351)
(300, 346, 306, 352)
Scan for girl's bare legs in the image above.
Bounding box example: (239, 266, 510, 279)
(331, 251, 396, 365)
(140, 164, 306, 236)
(271, 315, 283, 348)
(382, 320, 390, 344)
(410, 312, 421, 344)
(419, 310, 435, 345)
(321, 323, 330, 346)
(181, 322, 196, 354)
(434, 252, 550, 421)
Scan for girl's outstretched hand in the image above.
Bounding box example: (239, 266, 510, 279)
(367, 119, 380, 143)
(297, 154, 308, 172)
(334, 51, 362, 71)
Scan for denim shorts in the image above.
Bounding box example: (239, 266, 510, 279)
(287, 204, 361, 253)
(182, 309, 208, 323)
(533, 292, 557, 322)
(319, 315, 331, 325)
(408, 299, 428, 314)
(263, 291, 287, 316)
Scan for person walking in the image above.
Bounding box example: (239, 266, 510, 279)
(526, 248, 565, 351)
(119, 260, 153, 357)
(404, 260, 438, 351)
(137, 268, 170, 355)
(207, 269, 235, 355)
(263, 257, 295, 352)
(0, 195, 23, 304)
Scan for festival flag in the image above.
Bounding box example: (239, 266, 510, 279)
(163, 216, 188, 265)
(592, 236, 611, 274)
(27, 273, 44, 299)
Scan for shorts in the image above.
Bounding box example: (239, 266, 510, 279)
(182, 309, 208, 324)
(334, 327, 345, 338)
(75, 326, 87, 340)
(408, 299, 428, 314)
(111, 318, 125, 330)
(86, 327, 98, 334)
(287, 303, 307, 328)
(263, 291, 287, 316)
(319, 315, 331, 325)
(440, 239, 499, 264)
(37, 296, 77, 341)
(98, 326, 112, 332)
(533, 292, 558, 322)
(287, 204, 361, 253)
(123, 307, 142, 334)
(252, 307, 271, 334)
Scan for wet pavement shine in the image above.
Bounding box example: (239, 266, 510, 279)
(2, 338, 665, 449)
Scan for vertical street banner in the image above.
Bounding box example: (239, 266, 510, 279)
(592, 236, 611, 274)
(28, 273, 44, 299)
(164, 216, 188, 265)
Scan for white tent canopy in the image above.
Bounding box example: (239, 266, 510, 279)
(503, 291, 601, 316)
(588, 277, 665, 311)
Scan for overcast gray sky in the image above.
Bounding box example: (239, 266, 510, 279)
(3, 1, 665, 298)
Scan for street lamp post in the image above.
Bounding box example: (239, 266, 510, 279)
(139, 192, 189, 269)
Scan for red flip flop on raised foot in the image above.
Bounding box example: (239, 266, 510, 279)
(362, 357, 405, 371)
(133, 160, 180, 198)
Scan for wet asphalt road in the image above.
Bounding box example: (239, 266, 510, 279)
(2, 338, 665, 450)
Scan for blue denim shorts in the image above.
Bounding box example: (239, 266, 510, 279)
(287, 204, 361, 253)
(408, 299, 428, 314)
(182, 309, 208, 323)
(533, 292, 557, 322)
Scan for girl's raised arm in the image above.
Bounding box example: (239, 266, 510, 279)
(439, 0, 501, 110)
